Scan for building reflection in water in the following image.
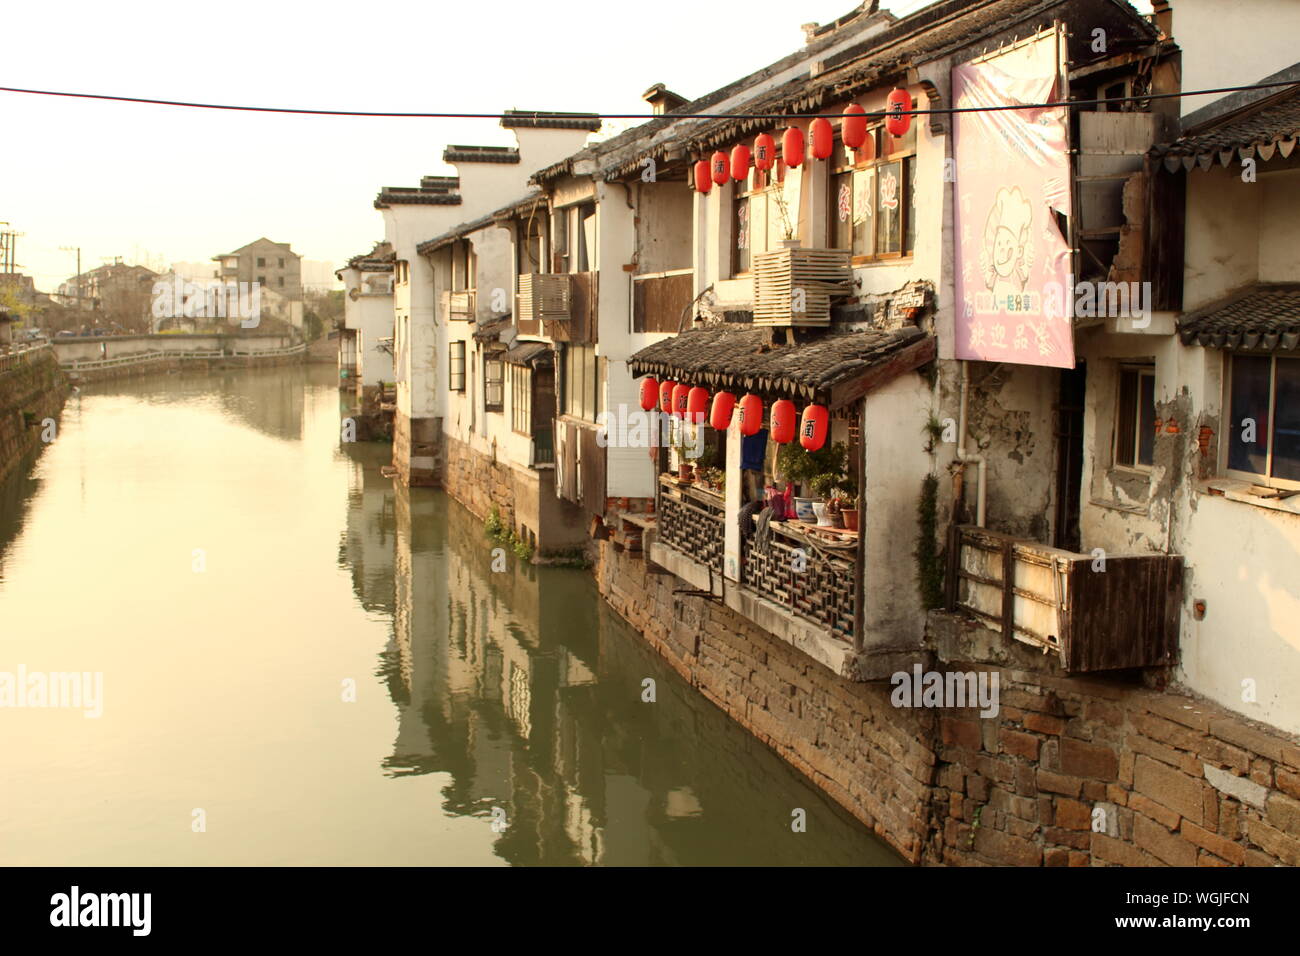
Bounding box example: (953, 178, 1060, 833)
(354, 459, 902, 866)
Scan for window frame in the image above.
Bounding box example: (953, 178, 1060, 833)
(510, 364, 532, 435)
(827, 125, 917, 264)
(731, 160, 790, 278)
(448, 341, 466, 392)
(1223, 352, 1300, 490)
(1112, 363, 1156, 473)
(484, 355, 504, 411)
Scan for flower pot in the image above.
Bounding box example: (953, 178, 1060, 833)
(840, 508, 859, 532)
(779, 238, 801, 249)
(678, 463, 694, 482)
(793, 497, 818, 523)
(812, 501, 833, 527)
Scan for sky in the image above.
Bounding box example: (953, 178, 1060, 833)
(1, 0, 1148, 293)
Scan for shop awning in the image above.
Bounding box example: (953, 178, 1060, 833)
(1177, 284, 1300, 350)
(628, 323, 935, 409)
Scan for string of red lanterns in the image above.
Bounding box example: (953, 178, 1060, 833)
(637, 379, 830, 452)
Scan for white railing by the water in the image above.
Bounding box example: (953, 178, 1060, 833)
(59, 342, 307, 371)
(0, 342, 56, 374)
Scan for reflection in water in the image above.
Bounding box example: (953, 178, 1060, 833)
(0, 365, 900, 866)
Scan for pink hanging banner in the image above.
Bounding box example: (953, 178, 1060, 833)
(953, 28, 1074, 368)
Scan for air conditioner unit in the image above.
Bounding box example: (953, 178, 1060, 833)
(752, 248, 852, 327)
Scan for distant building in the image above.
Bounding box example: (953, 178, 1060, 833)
(213, 238, 303, 302)
(54, 262, 158, 331)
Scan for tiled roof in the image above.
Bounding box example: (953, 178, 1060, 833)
(503, 341, 552, 367)
(415, 191, 544, 256)
(628, 322, 934, 406)
(420, 176, 459, 190)
(374, 186, 462, 208)
(500, 110, 601, 132)
(443, 145, 520, 164)
(1178, 284, 1300, 350)
(345, 242, 394, 271)
(473, 316, 513, 343)
(1151, 86, 1300, 171)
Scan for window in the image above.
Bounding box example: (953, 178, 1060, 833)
(485, 357, 504, 411)
(563, 344, 600, 422)
(1114, 365, 1156, 469)
(256, 257, 266, 267)
(828, 125, 916, 261)
(257, 275, 266, 285)
(278, 257, 285, 267)
(510, 364, 532, 434)
(277, 277, 284, 287)
(449, 341, 466, 392)
(732, 174, 751, 275)
(518, 211, 544, 273)
(451, 240, 473, 291)
(1226, 353, 1300, 485)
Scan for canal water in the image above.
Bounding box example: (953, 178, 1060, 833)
(0, 366, 901, 866)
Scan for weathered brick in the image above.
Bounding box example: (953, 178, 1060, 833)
(1134, 813, 1196, 867)
(1024, 712, 1067, 735)
(1038, 769, 1083, 797)
(1000, 728, 1040, 760)
(1180, 819, 1245, 865)
(1133, 755, 1203, 824)
(1277, 767, 1300, 801)
(1082, 780, 1107, 801)
(974, 826, 1042, 866)
(1106, 783, 1128, 806)
(1055, 796, 1092, 830)
(1060, 737, 1119, 780)
(1068, 850, 1090, 867)
(1210, 717, 1284, 762)
(1197, 851, 1232, 866)
(1045, 825, 1090, 849)
(1283, 743, 1300, 770)
(1092, 832, 1157, 866)
(967, 772, 990, 802)
(1266, 792, 1300, 837)
(941, 716, 982, 751)
(1045, 846, 1069, 867)
(1084, 699, 1123, 726)
(1134, 712, 1203, 753)
(1129, 793, 1180, 830)
(1006, 815, 1039, 840)
(1144, 693, 1212, 732)
(1197, 736, 1251, 774)
(1246, 818, 1300, 866)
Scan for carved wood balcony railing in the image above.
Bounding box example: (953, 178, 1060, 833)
(740, 521, 856, 641)
(656, 475, 724, 574)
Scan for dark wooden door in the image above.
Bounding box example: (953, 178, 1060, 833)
(1054, 363, 1086, 552)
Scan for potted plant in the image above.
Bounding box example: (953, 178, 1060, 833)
(832, 479, 859, 531)
(810, 472, 840, 526)
(772, 187, 800, 248)
(777, 440, 848, 524)
(671, 426, 696, 482)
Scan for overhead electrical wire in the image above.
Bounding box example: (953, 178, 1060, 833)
(0, 80, 1296, 122)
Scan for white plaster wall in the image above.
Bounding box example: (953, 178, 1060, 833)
(1172, 0, 1300, 117)
(357, 294, 394, 385)
(1183, 167, 1261, 310)
(862, 371, 934, 648)
(1258, 169, 1300, 281)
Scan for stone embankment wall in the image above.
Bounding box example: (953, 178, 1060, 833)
(442, 434, 587, 557)
(595, 541, 1300, 866)
(0, 348, 66, 485)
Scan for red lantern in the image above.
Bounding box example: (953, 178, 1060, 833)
(810, 117, 833, 160)
(639, 377, 659, 411)
(770, 398, 796, 444)
(782, 127, 805, 168)
(711, 151, 729, 186)
(842, 104, 867, 150)
(885, 87, 912, 137)
(659, 379, 676, 413)
(754, 133, 775, 171)
(799, 404, 829, 452)
(710, 391, 737, 430)
(687, 386, 709, 423)
(672, 383, 690, 418)
(694, 160, 712, 194)
(737, 394, 763, 437)
(856, 132, 875, 163)
(730, 144, 751, 182)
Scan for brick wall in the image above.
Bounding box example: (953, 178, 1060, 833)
(0, 350, 66, 485)
(595, 541, 1300, 866)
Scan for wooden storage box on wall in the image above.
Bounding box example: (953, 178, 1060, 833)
(953, 526, 1182, 673)
(752, 248, 852, 327)
(517, 273, 570, 324)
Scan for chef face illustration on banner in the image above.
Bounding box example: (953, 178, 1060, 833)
(953, 28, 1075, 369)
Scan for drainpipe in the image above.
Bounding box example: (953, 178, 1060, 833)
(956, 361, 986, 527)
